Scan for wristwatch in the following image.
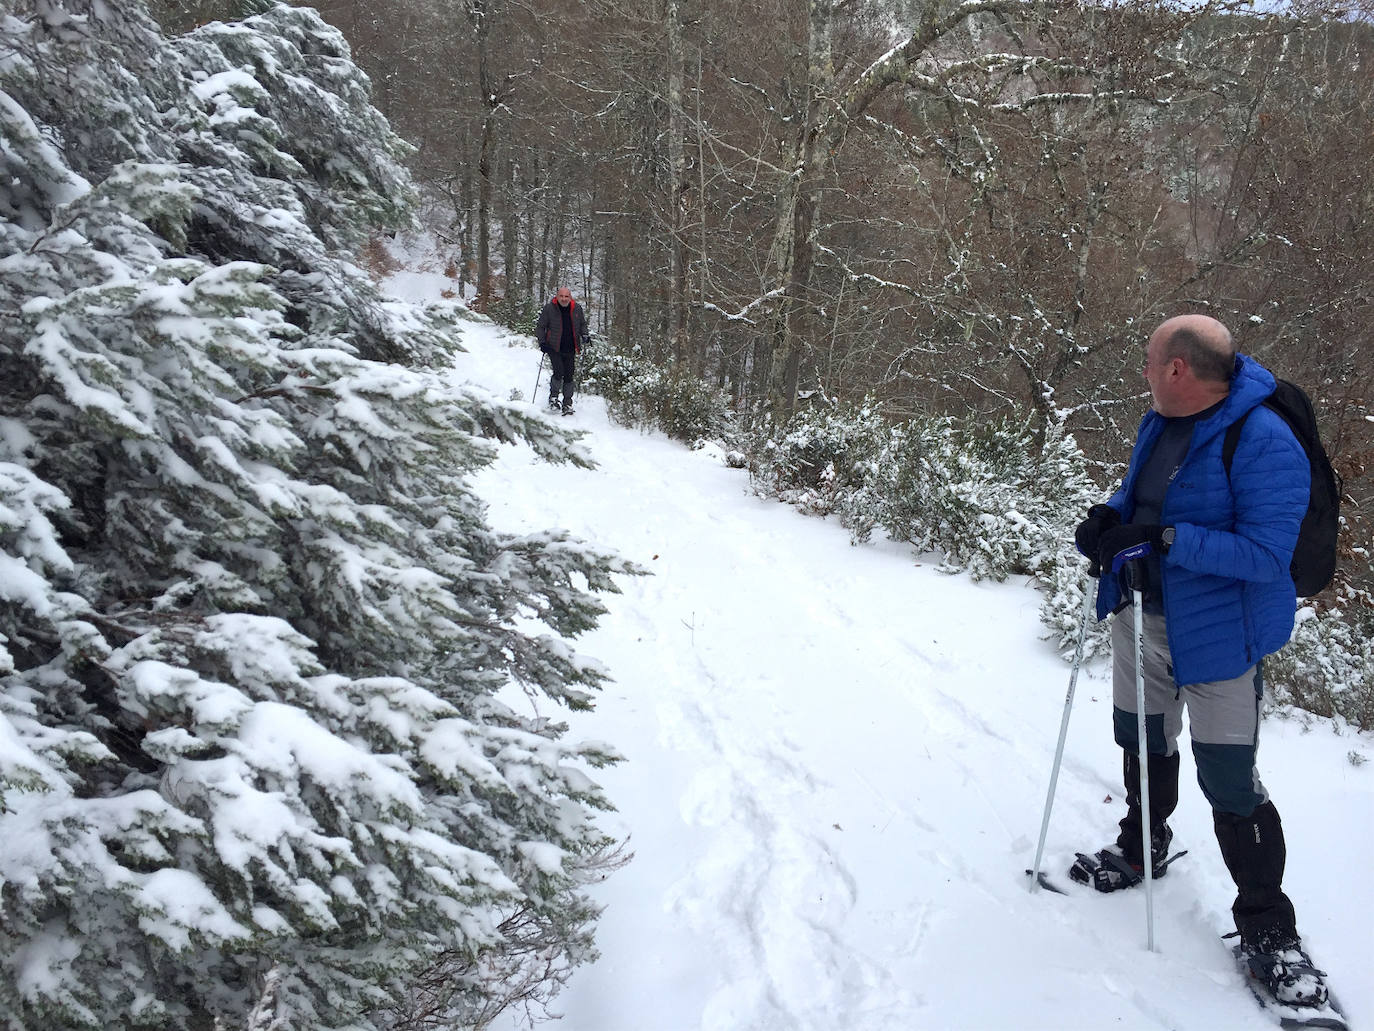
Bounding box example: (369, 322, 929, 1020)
(1161, 526, 1176, 552)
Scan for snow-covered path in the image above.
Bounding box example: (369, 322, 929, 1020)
(421, 302, 1372, 1031)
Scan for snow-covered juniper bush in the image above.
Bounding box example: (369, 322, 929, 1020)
(0, 2, 638, 1028)
(1266, 604, 1374, 731)
(579, 341, 736, 445)
(750, 398, 889, 517)
(751, 401, 1100, 586)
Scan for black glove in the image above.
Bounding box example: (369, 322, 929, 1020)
(540, 343, 552, 355)
(1074, 504, 1121, 562)
(1097, 522, 1167, 576)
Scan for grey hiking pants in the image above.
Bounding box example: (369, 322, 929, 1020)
(1110, 608, 1299, 945)
(549, 350, 576, 406)
(1110, 609, 1269, 817)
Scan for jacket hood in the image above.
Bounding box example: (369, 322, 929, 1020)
(1168, 352, 1276, 449)
(1223, 353, 1277, 417)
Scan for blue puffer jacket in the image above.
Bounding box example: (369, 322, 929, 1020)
(1096, 354, 1308, 686)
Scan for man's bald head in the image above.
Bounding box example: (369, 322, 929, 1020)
(1143, 314, 1235, 417)
(1152, 314, 1235, 384)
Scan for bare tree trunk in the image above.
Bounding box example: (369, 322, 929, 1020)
(778, 0, 833, 418)
(538, 180, 552, 301)
(549, 182, 568, 294)
(615, 230, 637, 345)
(583, 188, 598, 315)
(458, 162, 474, 295)
(501, 148, 519, 301)
(598, 223, 613, 341)
(476, 127, 495, 308)
(523, 156, 537, 301)
(468, 0, 502, 310)
(666, 0, 688, 362)
(692, 48, 710, 378)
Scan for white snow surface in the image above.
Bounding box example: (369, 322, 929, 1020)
(401, 280, 1372, 1031)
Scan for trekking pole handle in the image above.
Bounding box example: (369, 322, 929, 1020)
(1122, 558, 1148, 593)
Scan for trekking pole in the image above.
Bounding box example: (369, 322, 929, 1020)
(1028, 565, 1099, 894)
(531, 352, 548, 404)
(1125, 557, 1156, 952)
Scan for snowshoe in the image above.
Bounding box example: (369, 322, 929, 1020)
(1067, 843, 1186, 893)
(1238, 940, 1330, 1010)
(561, 404, 575, 416)
(548, 397, 562, 411)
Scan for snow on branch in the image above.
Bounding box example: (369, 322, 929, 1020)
(1051, 393, 1144, 426)
(816, 245, 927, 303)
(846, 270, 928, 300)
(841, 0, 1018, 119)
(898, 54, 1104, 109)
(996, 86, 1172, 112)
(698, 287, 786, 325)
(951, 52, 1089, 77)
(860, 114, 928, 156)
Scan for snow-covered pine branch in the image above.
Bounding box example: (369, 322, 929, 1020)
(0, 2, 635, 1028)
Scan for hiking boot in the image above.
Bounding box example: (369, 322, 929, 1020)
(1240, 936, 1329, 1008)
(548, 396, 561, 411)
(561, 402, 574, 415)
(1068, 825, 1175, 893)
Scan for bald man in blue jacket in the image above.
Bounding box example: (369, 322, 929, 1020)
(1071, 314, 1327, 1009)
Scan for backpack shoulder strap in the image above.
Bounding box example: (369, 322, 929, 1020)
(1222, 409, 1252, 480)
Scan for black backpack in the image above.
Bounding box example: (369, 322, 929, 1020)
(1222, 379, 1342, 597)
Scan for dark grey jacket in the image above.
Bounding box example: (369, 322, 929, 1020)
(536, 299, 588, 354)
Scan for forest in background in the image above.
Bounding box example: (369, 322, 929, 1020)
(153, 0, 1372, 573)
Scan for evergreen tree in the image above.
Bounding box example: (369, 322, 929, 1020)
(0, 2, 634, 1027)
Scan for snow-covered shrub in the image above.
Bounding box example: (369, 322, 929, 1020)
(577, 342, 641, 402)
(751, 402, 1108, 654)
(829, 414, 931, 539)
(580, 342, 736, 444)
(1266, 605, 1374, 730)
(1037, 546, 1113, 660)
(1, 3, 634, 1029)
(871, 415, 1105, 650)
(488, 293, 539, 337)
(751, 399, 888, 516)
(661, 371, 737, 443)
(843, 415, 1100, 584)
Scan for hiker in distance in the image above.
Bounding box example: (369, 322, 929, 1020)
(1071, 314, 1328, 1008)
(536, 285, 588, 415)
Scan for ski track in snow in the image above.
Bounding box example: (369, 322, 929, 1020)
(417, 309, 1372, 1031)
